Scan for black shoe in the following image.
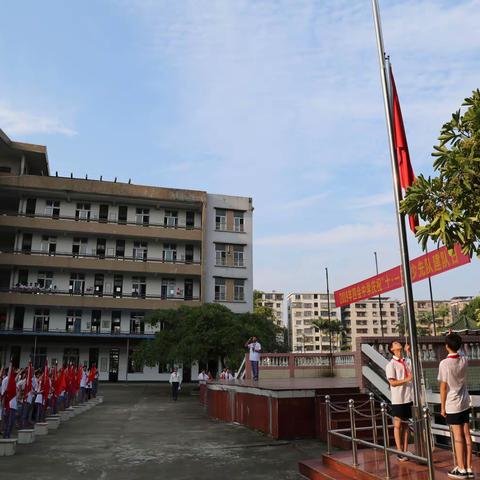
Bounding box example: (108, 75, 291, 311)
(466, 470, 474, 479)
(396, 454, 408, 462)
(448, 467, 468, 479)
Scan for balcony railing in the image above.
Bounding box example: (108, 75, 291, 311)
(0, 211, 202, 231)
(0, 326, 156, 338)
(0, 248, 201, 265)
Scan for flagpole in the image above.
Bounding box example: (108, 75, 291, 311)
(325, 267, 334, 376)
(374, 251, 385, 337)
(371, 0, 426, 458)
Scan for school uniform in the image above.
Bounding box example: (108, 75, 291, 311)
(438, 352, 471, 425)
(3, 395, 17, 439)
(248, 342, 261, 381)
(385, 355, 413, 419)
(80, 371, 88, 402)
(169, 372, 181, 401)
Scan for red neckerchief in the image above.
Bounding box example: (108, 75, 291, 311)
(393, 356, 408, 376)
(448, 354, 460, 359)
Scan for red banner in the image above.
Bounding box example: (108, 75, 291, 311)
(334, 245, 470, 308)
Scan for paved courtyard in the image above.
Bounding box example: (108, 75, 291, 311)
(3, 383, 323, 480)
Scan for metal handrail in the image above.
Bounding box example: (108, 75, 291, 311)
(325, 396, 435, 480)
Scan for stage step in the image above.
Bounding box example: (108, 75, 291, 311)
(299, 459, 350, 480)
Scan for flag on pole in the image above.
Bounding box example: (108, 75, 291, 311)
(24, 361, 33, 398)
(88, 364, 97, 383)
(4, 363, 17, 412)
(389, 65, 419, 233)
(41, 359, 51, 407)
(55, 367, 67, 397)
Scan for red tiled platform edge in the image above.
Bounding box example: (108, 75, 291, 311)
(299, 448, 472, 480)
(203, 378, 358, 440)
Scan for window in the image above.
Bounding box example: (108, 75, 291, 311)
(233, 245, 244, 267)
(233, 211, 244, 232)
(295, 320, 302, 325)
(135, 208, 150, 225)
(69, 273, 85, 294)
(303, 294, 313, 300)
(133, 241, 148, 261)
(41, 235, 57, 254)
(37, 271, 53, 289)
(164, 210, 178, 227)
(130, 312, 145, 334)
(114, 275, 123, 297)
(128, 349, 144, 373)
(63, 348, 79, 367)
(304, 311, 312, 317)
(295, 311, 302, 317)
(21, 233, 32, 253)
(91, 310, 101, 333)
(34, 309, 50, 332)
(215, 209, 227, 231)
(115, 239, 125, 258)
(0, 166, 11, 173)
(304, 303, 312, 308)
(161, 278, 176, 298)
(32, 346, 47, 369)
(163, 243, 177, 262)
(356, 328, 368, 334)
(215, 278, 226, 301)
(72, 237, 88, 256)
(75, 202, 91, 221)
(158, 362, 171, 374)
(118, 205, 128, 224)
(215, 244, 227, 266)
(234, 279, 245, 301)
(111, 311, 121, 334)
(276, 303, 281, 308)
(66, 310, 82, 333)
(45, 199, 60, 218)
(186, 211, 195, 229)
(132, 277, 146, 298)
(185, 244, 194, 263)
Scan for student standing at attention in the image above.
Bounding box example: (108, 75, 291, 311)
(169, 368, 181, 401)
(245, 336, 261, 381)
(438, 332, 473, 479)
(385, 341, 413, 462)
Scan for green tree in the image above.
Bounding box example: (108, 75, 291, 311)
(435, 304, 451, 332)
(135, 303, 286, 374)
(457, 296, 480, 326)
(312, 318, 346, 375)
(401, 89, 480, 257)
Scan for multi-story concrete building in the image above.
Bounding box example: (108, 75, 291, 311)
(257, 291, 284, 327)
(341, 298, 399, 350)
(287, 292, 339, 352)
(0, 129, 253, 381)
(450, 296, 474, 322)
(399, 300, 452, 335)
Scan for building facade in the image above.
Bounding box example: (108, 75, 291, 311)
(287, 292, 339, 352)
(258, 291, 284, 328)
(0, 129, 253, 381)
(341, 298, 400, 351)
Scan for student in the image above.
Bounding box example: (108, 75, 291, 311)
(197, 370, 209, 382)
(225, 368, 234, 381)
(169, 368, 181, 401)
(385, 341, 412, 461)
(438, 333, 472, 479)
(245, 336, 261, 381)
(80, 366, 88, 403)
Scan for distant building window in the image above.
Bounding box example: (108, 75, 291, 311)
(233, 245, 244, 267)
(45, 200, 60, 218)
(215, 209, 227, 231)
(215, 278, 226, 301)
(233, 211, 244, 232)
(163, 243, 177, 262)
(135, 208, 150, 225)
(164, 210, 178, 227)
(215, 244, 227, 266)
(234, 279, 245, 301)
(0, 166, 11, 173)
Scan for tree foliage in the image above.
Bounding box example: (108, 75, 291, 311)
(401, 89, 480, 257)
(458, 296, 480, 326)
(135, 303, 286, 372)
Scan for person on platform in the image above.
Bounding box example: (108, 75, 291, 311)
(34, 370, 44, 422)
(438, 333, 473, 479)
(80, 365, 88, 403)
(385, 341, 412, 462)
(169, 368, 181, 401)
(198, 370, 209, 382)
(245, 336, 261, 381)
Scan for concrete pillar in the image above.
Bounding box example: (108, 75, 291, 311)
(34, 423, 48, 436)
(17, 429, 35, 444)
(0, 439, 17, 456)
(46, 416, 60, 430)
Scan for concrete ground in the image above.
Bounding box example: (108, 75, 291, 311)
(3, 383, 324, 480)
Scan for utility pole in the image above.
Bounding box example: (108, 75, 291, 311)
(374, 251, 385, 337)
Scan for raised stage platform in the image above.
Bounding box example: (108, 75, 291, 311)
(201, 377, 359, 440)
(299, 448, 479, 480)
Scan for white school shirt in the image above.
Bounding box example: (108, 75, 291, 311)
(248, 342, 261, 362)
(198, 373, 208, 381)
(385, 356, 413, 405)
(169, 372, 181, 384)
(0, 376, 8, 395)
(437, 352, 470, 414)
(80, 371, 88, 388)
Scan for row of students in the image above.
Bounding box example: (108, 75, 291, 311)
(386, 333, 473, 479)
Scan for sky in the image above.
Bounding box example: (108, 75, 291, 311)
(0, 0, 479, 302)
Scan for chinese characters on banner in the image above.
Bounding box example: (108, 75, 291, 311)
(334, 245, 470, 308)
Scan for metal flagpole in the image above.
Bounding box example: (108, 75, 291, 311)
(325, 267, 334, 376)
(426, 246, 437, 335)
(374, 252, 385, 337)
(371, 0, 427, 458)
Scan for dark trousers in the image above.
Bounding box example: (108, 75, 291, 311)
(35, 403, 44, 422)
(3, 408, 17, 438)
(251, 361, 259, 381)
(171, 382, 179, 401)
(22, 401, 32, 428)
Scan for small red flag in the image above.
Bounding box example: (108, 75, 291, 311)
(390, 65, 418, 233)
(4, 363, 17, 412)
(88, 365, 97, 383)
(41, 359, 51, 406)
(55, 368, 67, 397)
(24, 361, 33, 398)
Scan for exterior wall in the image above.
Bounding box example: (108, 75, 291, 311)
(259, 292, 284, 327)
(204, 194, 253, 313)
(287, 292, 339, 353)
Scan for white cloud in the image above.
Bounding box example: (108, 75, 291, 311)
(256, 222, 394, 248)
(350, 192, 393, 209)
(0, 105, 76, 137)
(284, 192, 329, 209)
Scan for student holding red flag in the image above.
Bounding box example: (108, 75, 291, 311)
(21, 361, 34, 428)
(2, 363, 18, 438)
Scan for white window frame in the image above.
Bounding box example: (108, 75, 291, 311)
(233, 246, 244, 267)
(215, 245, 227, 266)
(164, 210, 178, 227)
(163, 243, 177, 262)
(234, 280, 245, 302)
(214, 278, 226, 301)
(233, 212, 244, 232)
(215, 209, 227, 231)
(76, 203, 91, 221)
(37, 271, 54, 289)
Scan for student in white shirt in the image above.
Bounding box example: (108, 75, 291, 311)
(225, 369, 234, 381)
(80, 366, 88, 403)
(169, 368, 181, 401)
(438, 333, 472, 479)
(385, 341, 412, 461)
(245, 336, 261, 381)
(197, 370, 209, 382)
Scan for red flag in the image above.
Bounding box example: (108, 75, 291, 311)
(55, 368, 67, 397)
(51, 365, 58, 398)
(41, 359, 51, 406)
(390, 65, 418, 233)
(4, 363, 17, 412)
(76, 366, 83, 391)
(24, 361, 33, 398)
(88, 365, 97, 383)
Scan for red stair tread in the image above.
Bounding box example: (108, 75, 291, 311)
(299, 459, 351, 480)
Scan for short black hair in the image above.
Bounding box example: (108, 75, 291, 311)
(446, 333, 462, 352)
(388, 341, 400, 354)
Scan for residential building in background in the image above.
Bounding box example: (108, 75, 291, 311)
(450, 296, 474, 322)
(287, 292, 339, 352)
(0, 129, 253, 381)
(258, 291, 284, 327)
(341, 298, 399, 351)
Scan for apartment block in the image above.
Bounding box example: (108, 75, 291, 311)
(287, 292, 339, 352)
(0, 129, 253, 381)
(341, 298, 400, 350)
(258, 291, 284, 327)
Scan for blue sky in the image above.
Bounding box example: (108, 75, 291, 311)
(1, 0, 479, 301)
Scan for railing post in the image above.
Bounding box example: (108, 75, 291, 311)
(423, 406, 435, 480)
(369, 393, 378, 445)
(349, 399, 358, 467)
(325, 395, 332, 455)
(381, 402, 391, 480)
